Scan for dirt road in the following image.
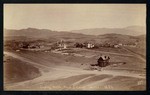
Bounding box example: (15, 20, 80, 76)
(4, 51, 146, 91)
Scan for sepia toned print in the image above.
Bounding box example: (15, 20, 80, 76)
(3, 4, 146, 91)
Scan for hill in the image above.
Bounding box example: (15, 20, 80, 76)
(70, 26, 146, 36)
(4, 28, 146, 47)
(94, 33, 138, 45)
(4, 28, 92, 40)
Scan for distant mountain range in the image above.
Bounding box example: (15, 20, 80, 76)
(4, 26, 146, 37)
(4, 28, 90, 39)
(4, 26, 146, 47)
(70, 26, 146, 36)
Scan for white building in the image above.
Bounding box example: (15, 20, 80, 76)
(114, 45, 119, 48)
(87, 43, 94, 48)
(63, 44, 67, 49)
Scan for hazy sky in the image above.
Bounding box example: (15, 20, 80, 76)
(4, 4, 146, 31)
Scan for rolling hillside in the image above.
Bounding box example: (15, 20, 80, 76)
(4, 28, 92, 40)
(70, 26, 146, 36)
(4, 27, 146, 46)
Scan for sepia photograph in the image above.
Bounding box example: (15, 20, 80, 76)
(3, 4, 146, 91)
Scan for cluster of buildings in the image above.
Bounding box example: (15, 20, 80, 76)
(55, 40, 96, 49)
(74, 42, 138, 49)
(17, 39, 138, 51)
(74, 42, 95, 49)
(18, 42, 42, 49)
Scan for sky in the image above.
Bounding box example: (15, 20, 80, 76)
(4, 4, 146, 31)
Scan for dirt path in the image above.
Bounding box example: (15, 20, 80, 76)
(4, 51, 145, 78)
(4, 51, 146, 90)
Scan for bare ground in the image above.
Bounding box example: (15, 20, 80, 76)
(3, 48, 146, 91)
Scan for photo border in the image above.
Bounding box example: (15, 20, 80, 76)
(0, 0, 149, 95)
